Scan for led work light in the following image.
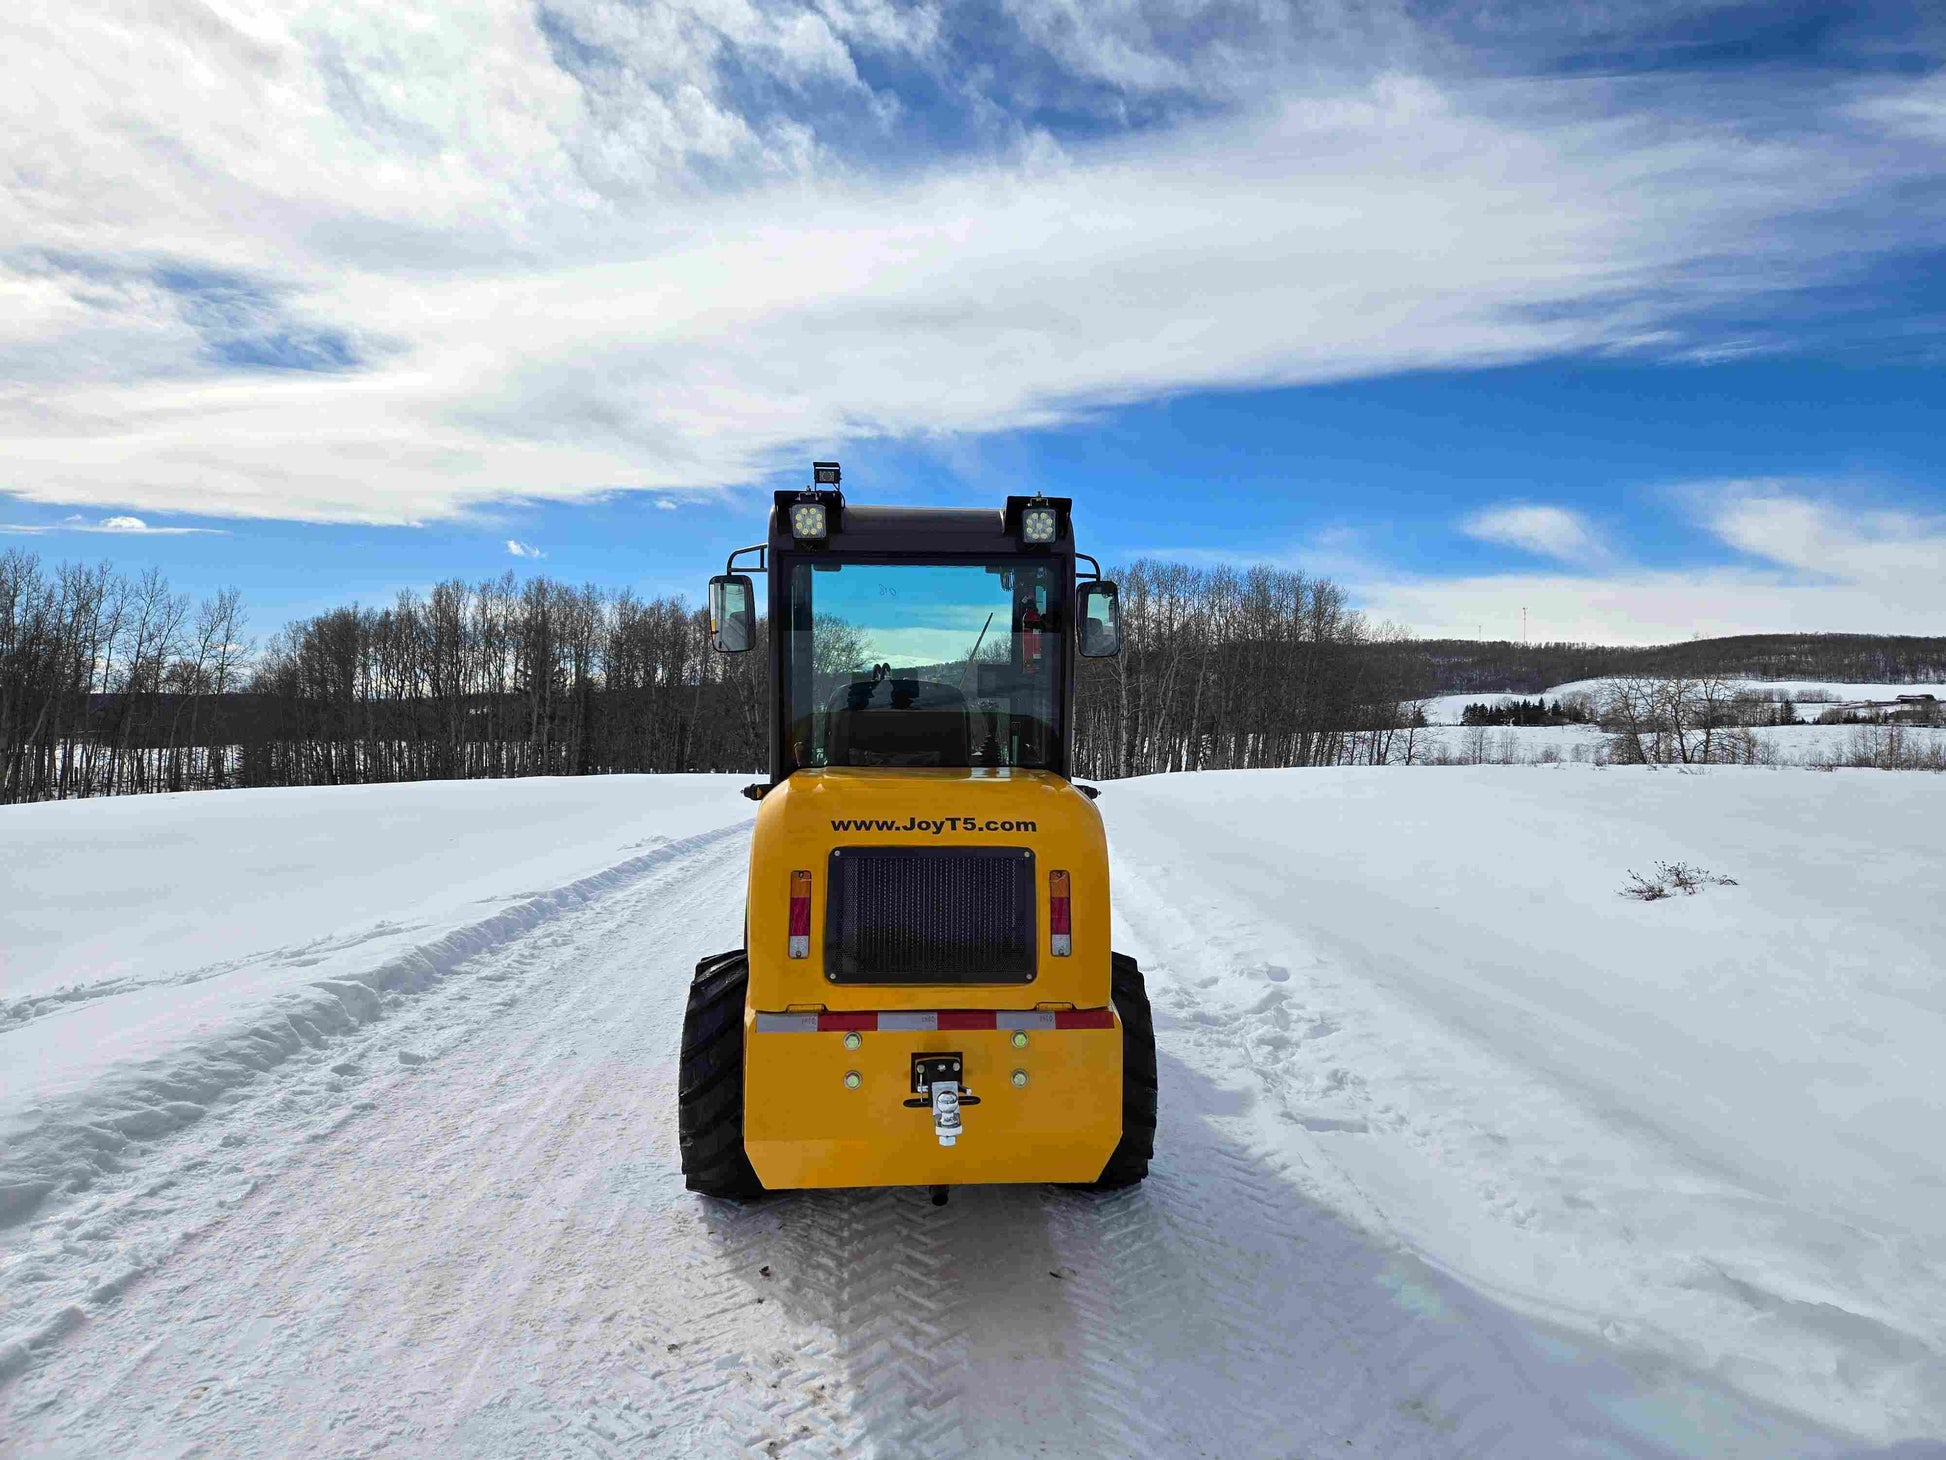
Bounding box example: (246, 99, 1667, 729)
(1019, 502, 1058, 544)
(790, 501, 829, 540)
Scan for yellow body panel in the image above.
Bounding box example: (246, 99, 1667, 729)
(745, 1021, 1123, 1188)
(742, 768, 1122, 1188)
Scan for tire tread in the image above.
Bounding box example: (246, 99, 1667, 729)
(678, 949, 765, 1199)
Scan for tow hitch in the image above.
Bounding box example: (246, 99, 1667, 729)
(905, 1053, 980, 1147)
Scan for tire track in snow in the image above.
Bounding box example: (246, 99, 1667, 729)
(4, 830, 762, 1421)
(0, 821, 750, 1241)
(1100, 857, 1555, 1456)
(697, 1188, 968, 1458)
(1099, 850, 1872, 1459)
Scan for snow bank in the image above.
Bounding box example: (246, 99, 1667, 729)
(0, 777, 751, 1225)
(1105, 766, 1946, 1442)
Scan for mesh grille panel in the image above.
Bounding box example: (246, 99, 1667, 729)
(825, 847, 1036, 984)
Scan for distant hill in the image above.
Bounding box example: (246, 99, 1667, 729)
(1398, 634, 1946, 696)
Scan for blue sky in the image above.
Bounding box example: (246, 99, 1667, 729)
(4, 1, 1945, 644)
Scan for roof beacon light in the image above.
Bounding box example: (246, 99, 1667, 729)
(1020, 499, 1058, 545)
(790, 500, 828, 541)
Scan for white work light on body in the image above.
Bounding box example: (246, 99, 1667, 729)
(790, 501, 828, 540)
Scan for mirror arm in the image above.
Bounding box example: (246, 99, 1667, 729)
(726, 543, 768, 575)
(1075, 553, 1102, 583)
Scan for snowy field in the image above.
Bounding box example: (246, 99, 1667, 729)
(1414, 677, 1946, 768)
(1408, 719, 1946, 766)
(3, 770, 1944, 1457)
(1421, 679, 1942, 726)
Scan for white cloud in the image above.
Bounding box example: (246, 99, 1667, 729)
(0, 5, 1941, 525)
(1848, 73, 1946, 146)
(1354, 486, 1946, 642)
(0, 514, 219, 536)
(655, 499, 678, 511)
(1461, 504, 1607, 564)
(506, 539, 545, 558)
(1708, 488, 1946, 587)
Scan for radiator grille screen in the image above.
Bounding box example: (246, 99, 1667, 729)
(825, 847, 1036, 984)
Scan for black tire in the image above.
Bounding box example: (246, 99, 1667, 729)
(678, 950, 765, 1199)
(1092, 952, 1158, 1189)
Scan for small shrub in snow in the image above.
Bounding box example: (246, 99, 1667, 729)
(1621, 870, 1670, 901)
(1620, 861, 1738, 902)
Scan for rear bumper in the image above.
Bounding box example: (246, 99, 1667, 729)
(742, 1009, 1123, 1189)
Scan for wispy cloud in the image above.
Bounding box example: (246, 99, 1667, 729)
(1461, 504, 1608, 565)
(1356, 485, 1946, 642)
(1, 6, 1943, 525)
(1708, 486, 1946, 586)
(1, 513, 222, 536)
(506, 539, 545, 559)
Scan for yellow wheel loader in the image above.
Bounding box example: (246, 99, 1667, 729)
(679, 463, 1156, 1202)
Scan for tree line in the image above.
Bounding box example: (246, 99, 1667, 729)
(1073, 561, 1426, 776)
(1458, 697, 1592, 728)
(2, 551, 1425, 803)
(1403, 632, 1946, 696)
(14, 548, 1938, 805)
(242, 575, 767, 787)
(1, 551, 247, 802)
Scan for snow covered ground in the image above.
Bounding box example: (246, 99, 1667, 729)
(4, 770, 1944, 1457)
(1, 777, 751, 1235)
(1414, 676, 1946, 767)
(1408, 719, 1946, 766)
(1422, 679, 1942, 726)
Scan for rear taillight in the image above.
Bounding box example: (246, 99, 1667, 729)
(788, 870, 811, 958)
(1049, 869, 1071, 957)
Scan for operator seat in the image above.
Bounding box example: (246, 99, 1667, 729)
(826, 676, 972, 767)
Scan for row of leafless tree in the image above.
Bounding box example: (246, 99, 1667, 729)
(1, 550, 246, 802)
(2, 553, 1424, 801)
(1072, 561, 1426, 777)
(240, 573, 769, 788)
(1591, 675, 1775, 765)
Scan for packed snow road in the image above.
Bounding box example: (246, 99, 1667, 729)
(4, 771, 1944, 1457)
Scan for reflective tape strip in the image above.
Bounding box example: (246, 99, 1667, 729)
(1054, 1008, 1117, 1030)
(936, 1010, 997, 1031)
(995, 1010, 1056, 1031)
(817, 1012, 877, 1032)
(753, 1009, 1116, 1033)
(754, 1013, 819, 1033)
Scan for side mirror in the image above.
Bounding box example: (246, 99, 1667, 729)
(709, 574, 755, 653)
(1077, 580, 1121, 658)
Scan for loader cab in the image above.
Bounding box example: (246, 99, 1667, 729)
(709, 465, 1122, 786)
